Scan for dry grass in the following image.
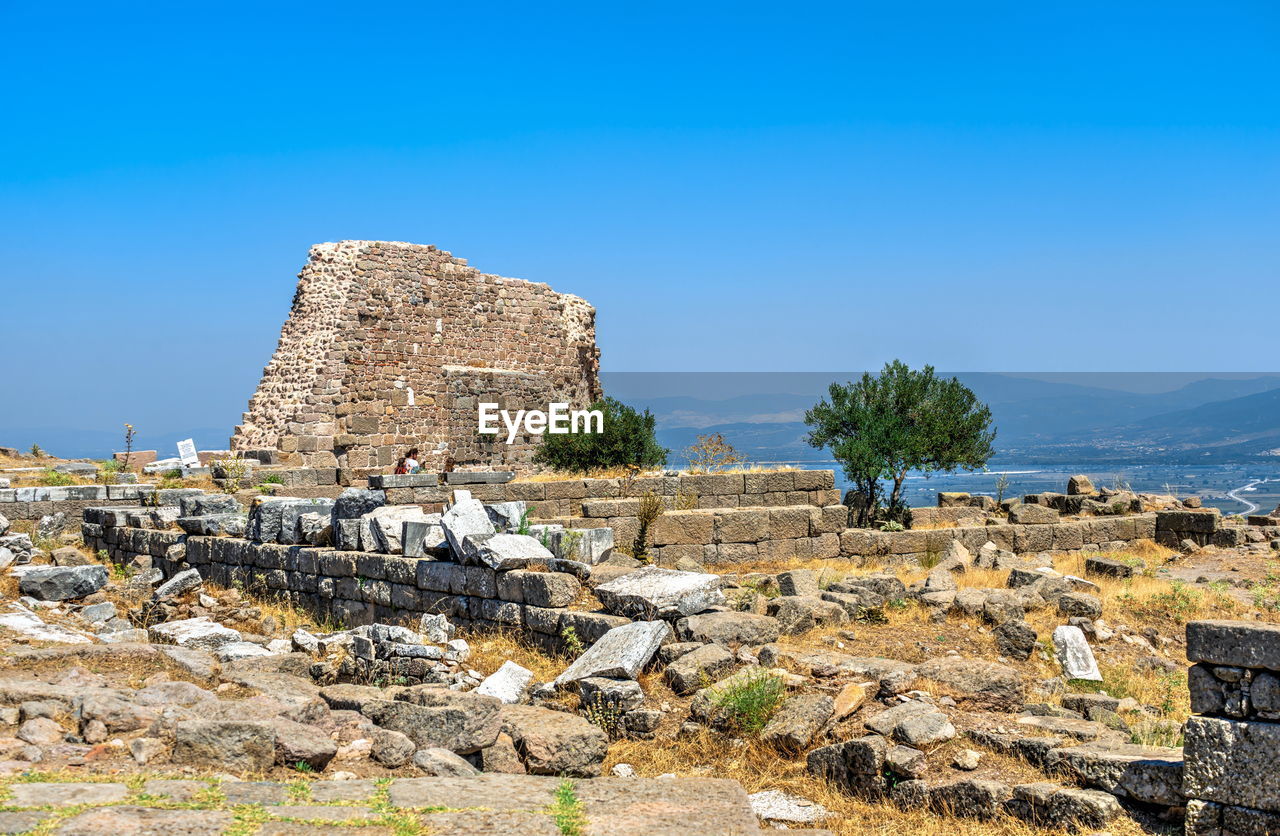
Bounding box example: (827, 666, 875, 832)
(604, 732, 1148, 836)
(461, 628, 570, 684)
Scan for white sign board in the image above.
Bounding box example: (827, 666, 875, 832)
(177, 439, 200, 468)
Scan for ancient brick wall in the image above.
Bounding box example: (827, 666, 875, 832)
(230, 241, 601, 479)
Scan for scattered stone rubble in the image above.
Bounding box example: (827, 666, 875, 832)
(0, 473, 1278, 834)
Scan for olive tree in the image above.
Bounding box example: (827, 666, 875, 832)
(804, 361, 995, 527)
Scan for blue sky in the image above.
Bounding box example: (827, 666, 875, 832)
(2, 1, 1277, 447)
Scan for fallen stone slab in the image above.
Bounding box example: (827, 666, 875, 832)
(1053, 625, 1102, 682)
(172, 720, 277, 772)
(0, 605, 93, 644)
(474, 661, 535, 704)
(594, 565, 725, 619)
(330, 488, 386, 550)
(149, 617, 243, 651)
(152, 568, 203, 601)
(553, 620, 670, 686)
(748, 789, 832, 825)
(915, 656, 1025, 710)
(363, 689, 502, 754)
(413, 747, 481, 776)
(1048, 740, 1185, 807)
(18, 565, 108, 601)
(464, 532, 556, 571)
(363, 505, 436, 554)
(665, 643, 736, 695)
(442, 493, 497, 557)
(674, 611, 780, 645)
(403, 517, 448, 558)
(761, 693, 835, 753)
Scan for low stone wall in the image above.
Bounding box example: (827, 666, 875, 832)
(1184, 620, 1280, 833)
(81, 507, 621, 653)
(1156, 510, 1280, 549)
(0, 485, 203, 524)
(366, 470, 843, 519)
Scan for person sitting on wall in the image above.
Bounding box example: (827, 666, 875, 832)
(394, 448, 421, 475)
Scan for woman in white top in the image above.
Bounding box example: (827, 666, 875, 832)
(394, 448, 420, 475)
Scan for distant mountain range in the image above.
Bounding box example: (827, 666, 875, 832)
(626, 374, 1280, 467)
(5, 373, 1279, 465)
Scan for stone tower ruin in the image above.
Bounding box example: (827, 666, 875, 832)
(230, 240, 601, 479)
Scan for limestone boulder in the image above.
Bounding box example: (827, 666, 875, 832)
(761, 694, 834, 753)
(149, 618, 243, 651)
(474, 661, 534, 704)
(500, 704, 608, 777)
(664, 643, 736, 696)
(172, 720, 276, 772)
(765, 596, 848, 635)
(674, 611, 780, 646)
(441, 494, 497, 558)
(362, 689, 501, 754)
(915, 657, 1025, 710)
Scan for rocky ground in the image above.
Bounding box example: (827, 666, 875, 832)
(0, 481, 1278, 834)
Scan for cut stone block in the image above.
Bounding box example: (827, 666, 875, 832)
(474, 661, 535, 704)
(554, 620, 670, 686)
(1187, 620, 1280, 671)
(149, 617, 243, 651)
(442, 496, 497, 557)
(1184, 716, 1280, 813)
(594, 566, 726, 619)
(362, 506, 435, 554)
(1053, 625, 1102, 682)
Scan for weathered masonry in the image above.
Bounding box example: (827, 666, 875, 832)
(230, 241, 601, 479)
(1184, 620, 1280, 834)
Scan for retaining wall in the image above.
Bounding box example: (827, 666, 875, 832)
(81, 507, 622, 653)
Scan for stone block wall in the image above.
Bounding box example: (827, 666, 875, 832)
(229, 241, 601, 478)
(0, 485, 201, 524)
(837, 514, 1158, 564)
(1156, 510, 1280, 549)
(1184, 620, 1280, 834)
(380, 469, 843, 521)
(82, 507, 612, 653)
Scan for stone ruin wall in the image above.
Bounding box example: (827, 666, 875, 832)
(230, 241, 601, 479)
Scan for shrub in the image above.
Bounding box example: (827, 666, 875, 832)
(683, 432, 744, 473)
(632, 491, 665, 562)
(533, 397, 667, 473)
(40, 469, 75, 487)
(551, 780, 586, 836)
(708, 668, 786, 734)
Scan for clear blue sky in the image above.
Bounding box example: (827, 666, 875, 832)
(2, 1, 1277, 445)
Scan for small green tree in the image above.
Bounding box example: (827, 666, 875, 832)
(533, 397, 668, 473)
(805, 361, 996, 527)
